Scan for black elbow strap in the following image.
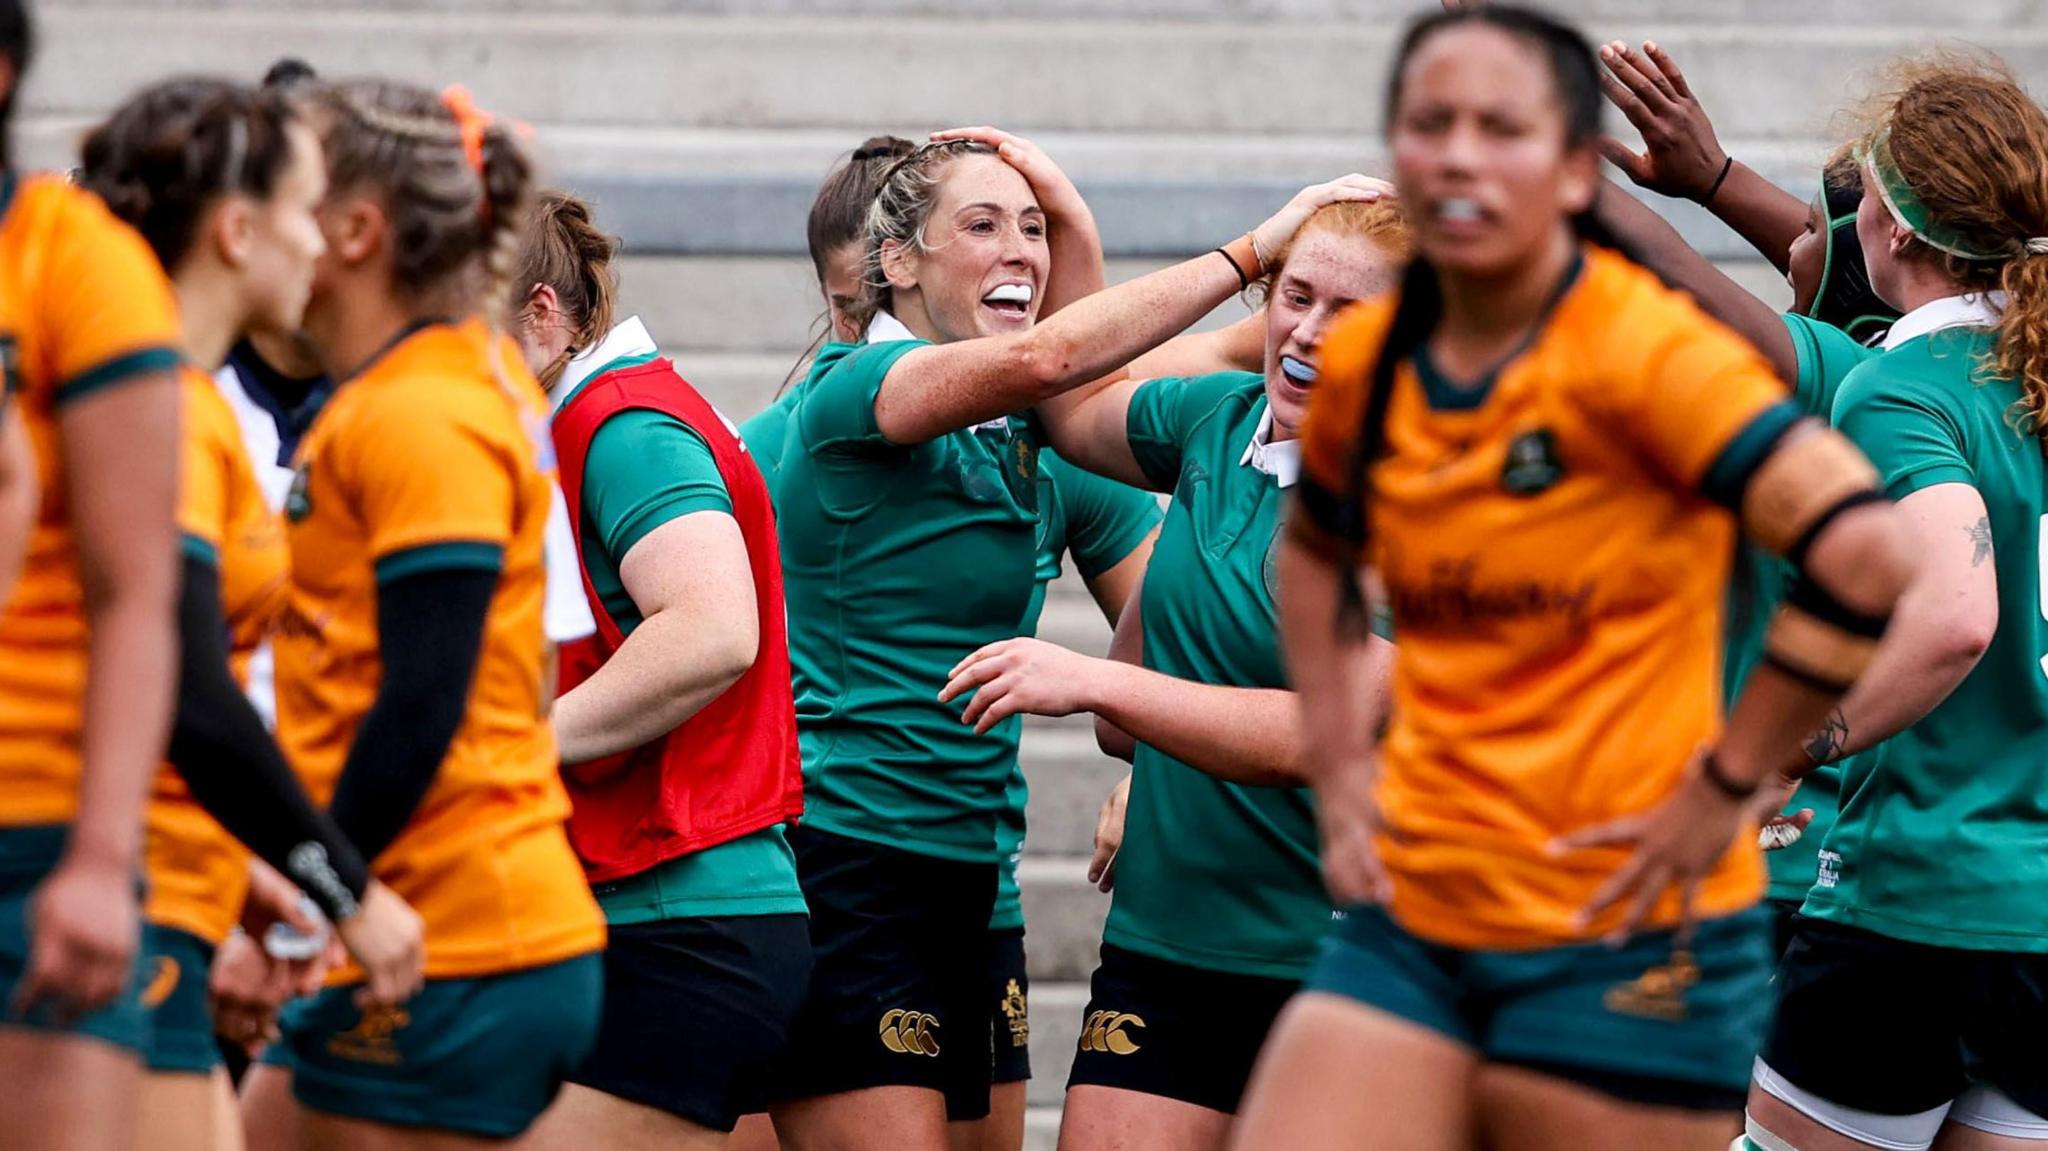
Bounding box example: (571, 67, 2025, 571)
(1786, 488, 1890, 570)
(1762, 574, 1891, 692)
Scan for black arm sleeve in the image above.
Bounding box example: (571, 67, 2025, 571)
(169, 553, 370, 921)
(326, 566, 495, 864)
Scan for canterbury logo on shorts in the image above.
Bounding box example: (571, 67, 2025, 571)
(878, 1008, 941, 1056)
(1078, 1010, 1145, 1055)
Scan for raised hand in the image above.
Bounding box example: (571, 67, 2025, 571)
(1597, 40, 1732, 203)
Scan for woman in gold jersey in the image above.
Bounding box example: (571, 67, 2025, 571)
(1230, 8, 1916, 1150)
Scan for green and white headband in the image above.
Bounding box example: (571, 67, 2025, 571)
(1861, 124, 2048, 262)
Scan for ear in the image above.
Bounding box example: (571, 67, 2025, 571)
(320, 194, 385, 267)
(879, 237, 919, 294)
(1559, 143, 1601, 217)
(523, 281, 561, 329)
(1889, 220, 1916, 260)
(210, 196, 257, 271)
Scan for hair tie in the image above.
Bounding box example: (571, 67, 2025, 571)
(2027, 237, 2048, 257)
(439, 84, 489, 180)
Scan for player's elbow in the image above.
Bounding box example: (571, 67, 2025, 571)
(699, 612, 761, 697)
(1094, 715, 1136, 763)
(1920, 591, 1997, 671)
(1015, 326, 1081, 398)
(1806, 502, 1919, 619)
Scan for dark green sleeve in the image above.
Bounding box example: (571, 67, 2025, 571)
(583, 409, 733, 564)
(739, 387, 801, 495)
(1833, 359, 1975, 499)
(1124, 372, 1258, 491)
(794, 339, 928, 455)
(1781, 313, 1879, 419)
(1047, 453, 1162, 579)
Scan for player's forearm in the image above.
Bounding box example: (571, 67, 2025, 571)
(1275, 536, 1385, 784)
(1083, 662, 1302, 786)
(1706, 160, 1807, 275)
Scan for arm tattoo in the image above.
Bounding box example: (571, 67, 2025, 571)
(1967, 516, 1994, 567)
(1802, 708, 1849, 766)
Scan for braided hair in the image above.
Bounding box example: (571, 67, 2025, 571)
(844, 138, 999, 333)
(314, 79, 533, 388)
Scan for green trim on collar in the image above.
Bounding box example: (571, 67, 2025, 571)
(1413, 251, 1585, 412)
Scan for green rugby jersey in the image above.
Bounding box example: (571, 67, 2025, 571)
(1100, 371, 1329, 980)
(1802, 317, 2048, 951)
(739, 385, 802, 495)
(1724, 315, 1878, 903)
(777, 339, 1044, 862)
(992, 449, 1162, 932)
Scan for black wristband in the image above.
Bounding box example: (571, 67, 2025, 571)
(1699, 750, 1759, 800)
(1698, 155, 1735, 205)
(1213, 247, 1252, 290)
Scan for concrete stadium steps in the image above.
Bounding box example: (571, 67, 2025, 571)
(1025, 980, 1091, 1109)
(48, 0, 2048, 22)
(1019, 856, 1114, 985)
(1019, 723, 1131, 858)
(46, 0, 2048, 26)
(32, 9, 2044, 144)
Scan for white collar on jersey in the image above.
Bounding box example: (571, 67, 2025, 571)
(551, 315, 659, 413)
(869, 310, 1011, 436)
(1882, 292, 2006, 351)
(866, 310, 917, 344)
(1238, 403, 1300, 489)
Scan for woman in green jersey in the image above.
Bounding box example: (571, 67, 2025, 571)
(733, 133, 1166, 1151)
(1737, 58, 2048, 1151)
(941, 196, 1409, 1151)
(509, 192, 811, 1151)
(761, 125, 1376, 1150)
